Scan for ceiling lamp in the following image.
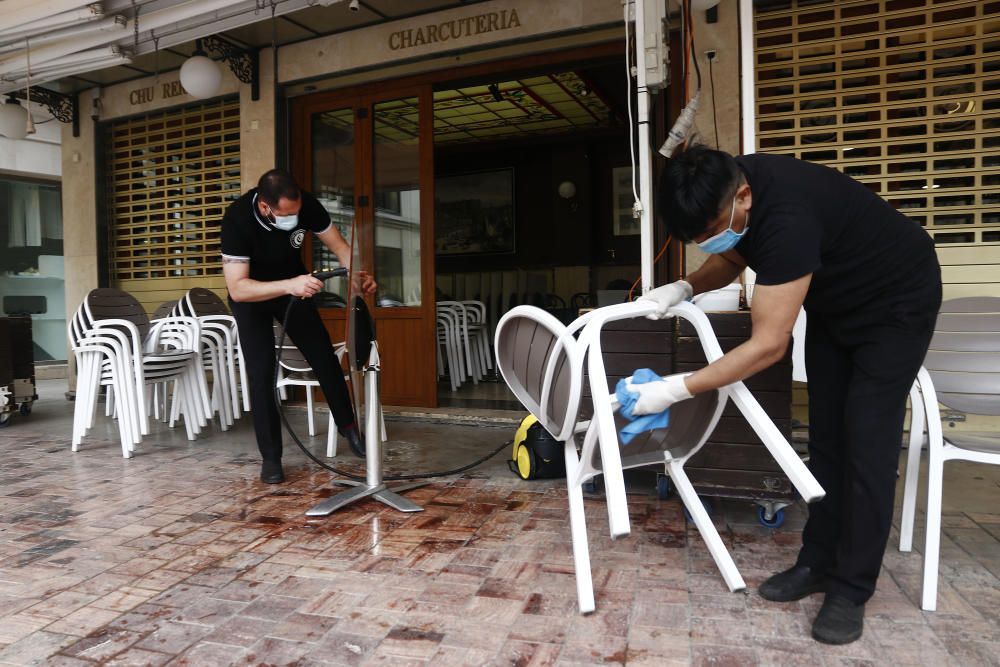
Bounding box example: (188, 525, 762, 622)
(179, 41, 222, 100)
(0, 96, 29, 140)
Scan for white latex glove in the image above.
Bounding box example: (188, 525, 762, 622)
(625, 373, 693, 416)
(638, 280, 693, 318)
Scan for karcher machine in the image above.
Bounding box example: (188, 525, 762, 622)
(510, 414, 565, 480)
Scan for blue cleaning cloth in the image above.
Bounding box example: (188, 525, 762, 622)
(615, 368, 670, 444)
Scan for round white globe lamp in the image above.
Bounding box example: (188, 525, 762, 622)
(180, 53, 222, 100)
(558, 181, 577, 200)
(0, 97, 28, 140)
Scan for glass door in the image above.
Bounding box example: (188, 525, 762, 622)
(309, 105, 355, 308)
(363, 88, 435, 406)
(293, 85, 436, 407)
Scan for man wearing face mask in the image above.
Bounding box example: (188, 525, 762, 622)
(221, 169, 376, 484)
(634, 145, 941, 645)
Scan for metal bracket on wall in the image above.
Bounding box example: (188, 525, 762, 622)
(11, 87, 79, 137)
(201, 36, 260, 101)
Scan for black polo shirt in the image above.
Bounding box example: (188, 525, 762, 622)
(732, 153, 938, 315)
(220, 189, 331, 283)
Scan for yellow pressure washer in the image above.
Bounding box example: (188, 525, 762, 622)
(510, 414, 566, 480)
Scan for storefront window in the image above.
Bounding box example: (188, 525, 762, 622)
(0, 178, 65, 361)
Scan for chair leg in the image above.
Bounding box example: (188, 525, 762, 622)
(565, 441, 595, 614)
(922, 443, 944, 611)
(326, 411, 338, 457)
(900, 383, 925, 552)
(307, 386, 316, 437)
(668, 460, 746, 592)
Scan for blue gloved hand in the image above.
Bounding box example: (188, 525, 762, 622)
(615, 369, 692, 444)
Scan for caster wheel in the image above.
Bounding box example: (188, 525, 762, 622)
(656, 475, 671, 500)
(757, 505, 785, 528)
(0, 413, 10, 427)
(19, 403, 31, 416)
(583, 480, 598, 494)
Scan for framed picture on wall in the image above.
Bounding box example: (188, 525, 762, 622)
(612, 166, 639, 236)
(434, 168, 515, 256)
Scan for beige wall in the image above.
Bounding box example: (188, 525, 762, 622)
(280, 0, 621, 85)
(683, 0, 743, 277)
(61, 104, 97, 390)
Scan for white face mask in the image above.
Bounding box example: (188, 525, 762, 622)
(271, 213, 299, 231)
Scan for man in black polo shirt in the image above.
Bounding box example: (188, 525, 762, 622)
(221, 169, 375, 484)
(632, 146, 941, 644)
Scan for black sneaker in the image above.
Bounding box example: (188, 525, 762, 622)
(260, 459, 284, 484)
(340, 424, 366, 458)
(812, 594, 864, 645)
(759, 565, 828, 602)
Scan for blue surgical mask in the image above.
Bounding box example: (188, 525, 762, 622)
(272, 214, 299, 231)
(697, 194, 748, 254)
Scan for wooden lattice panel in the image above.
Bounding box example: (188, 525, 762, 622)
(754, 0, 1000, 246)
(104, 98, 241, 284)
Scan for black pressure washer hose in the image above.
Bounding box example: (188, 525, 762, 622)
(275, 268, 509, 482)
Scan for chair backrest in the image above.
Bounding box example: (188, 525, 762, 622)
(925, 296, 1000, 416)
(84, 288, 151, 341)
(495, 306, 582, 442)
(152, 300, 178, 320)
(185, 288, 230, 316)
(273, 322, 312, 372)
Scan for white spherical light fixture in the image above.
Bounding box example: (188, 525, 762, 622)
(180, 52, 222, 100)
(0, 97, 28, 140)
(558, 180, 577, 200)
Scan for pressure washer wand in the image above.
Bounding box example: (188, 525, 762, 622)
(312, 267, 348, 280)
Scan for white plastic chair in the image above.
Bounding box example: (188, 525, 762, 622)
(435, 305, 464, 391)
(273, 323, 362, 457)
(461, 299, 493, 379)
(176, 288, 247, 428)
(495, 300, 824, 614)
(438, 301, 480, 384)
(898, 296, 1000, 611)
(73, 289, 204, 456)
(69, 306, 141, 456)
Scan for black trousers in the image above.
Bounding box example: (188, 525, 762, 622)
(230, 296, 356, 462)
(795, 275, 941, 604)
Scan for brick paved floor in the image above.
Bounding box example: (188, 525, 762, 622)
(0, 380, 997, 666)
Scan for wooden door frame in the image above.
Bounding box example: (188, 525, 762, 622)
(291, 84, 438, 406)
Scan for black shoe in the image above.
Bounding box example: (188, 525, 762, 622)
(812, 594, 864, 645)
(759, 565, 828, 602)
(341, 424, 365, 458)
(260, 459, 284, 484)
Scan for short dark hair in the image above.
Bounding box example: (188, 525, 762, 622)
(257, 169, 301, 206)
(657, 145, 742, 242)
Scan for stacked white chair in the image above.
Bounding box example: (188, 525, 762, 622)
(899, 296, 1000, 611)
(175, 288, 249, 429)
(70, 288, 205, 457)
(435, 304, 465, 391)
(461, 300, 493, 380)
(495, 300, 824, 614)
(438, 301, 482, 384)
(69, 307, 142, 456)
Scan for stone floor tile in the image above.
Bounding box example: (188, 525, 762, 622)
(0, 631, 78, 666)
(133, 620, 213, 655)
(2, 383, 997, 666)
(167, 641, 248, 666)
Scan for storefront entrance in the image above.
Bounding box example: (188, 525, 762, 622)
(292, 42, 640, 408)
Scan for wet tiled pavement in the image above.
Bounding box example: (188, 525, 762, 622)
(0, 380, 998, 666)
